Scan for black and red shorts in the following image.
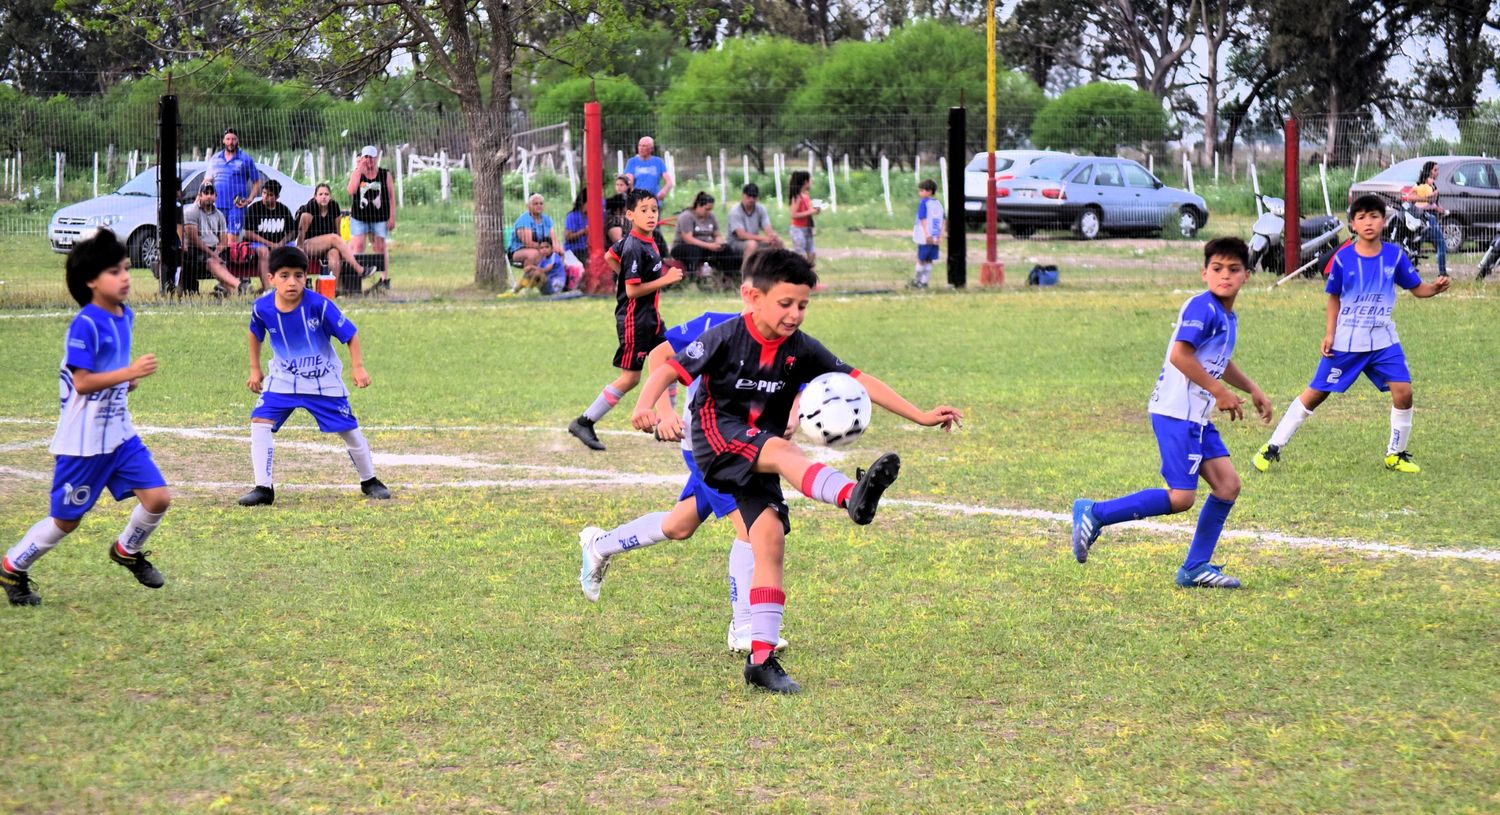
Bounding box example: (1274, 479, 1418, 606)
(691, 410, 790, 534)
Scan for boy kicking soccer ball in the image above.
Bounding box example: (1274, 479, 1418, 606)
(2, 229, 171, 606)
(237, 246, 391, 506)
(1071, 237, 1272, 589)
(1253, 193, 1450, 474)
(631, 249, 962, 693)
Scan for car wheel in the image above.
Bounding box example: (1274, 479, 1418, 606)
(1011, 225, 1037, 239)
(127, 227, 159, 276)
(1178, 207, 1201, 238)
(1073, 207, 1103, 240)
(1440, 217, 1465, 252)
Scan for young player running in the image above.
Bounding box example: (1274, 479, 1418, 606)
(631, 249, 962, 693)
(237, 247, 391, 506)
(1254, 193, 1450, 474)
(568, 190, 683, 451)
(2, 230, 171, 606)
(1071, 237, 1272, 589)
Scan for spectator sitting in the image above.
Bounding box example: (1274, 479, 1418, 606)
(508, 193, 558, 269)
(501, 236, 567, 297)
(670, 191, 737, 280)
(564, 189, 588, 260)
(242, 178, 295, 290)
(181, 182, 245, 295)
(605, 174, 632, 245)
(296, 183, 365, 280)
(726, 182, 783, 262)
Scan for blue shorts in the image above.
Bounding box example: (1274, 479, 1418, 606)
(252, 391, 359, 433)
(223, 206, 245, 236)
(679, 449, 738, 522)
(349, 219, 389, 239)
(917, 244, 940, 262)
(1309, 344, 1410, 393)
(1152, 414, 1230, 491)
(50, 436, 167, 521)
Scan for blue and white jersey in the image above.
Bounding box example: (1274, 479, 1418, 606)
(1148, 291, 1238, 426)
(206, 149, 259, 207)
(664, 311, 741, 451)
(913, 197, 944, 244)
(249, 290, 358, 397)
(1324, 242, 1420, 353)
(51, 304, 138, 456)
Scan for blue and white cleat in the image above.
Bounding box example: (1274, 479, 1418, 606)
(1071, 499, 1101, 563)
(1175, 563, 1242, 589)
(577, 526, 611, 602)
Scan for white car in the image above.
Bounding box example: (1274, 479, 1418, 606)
(48, 162, 315, 270)
(962, 150, 1074, 222)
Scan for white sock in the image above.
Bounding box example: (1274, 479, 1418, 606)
(251, 422, 275, 487)
(1388, 407, 1414, 455)
(5, 518, 69, 572)
(1269, 398, 1315, 448)
(728, 538, 754, 631)
(339, 428, 376, 481)
(593, 511, 670, 558)
(117, 504, 166, 555)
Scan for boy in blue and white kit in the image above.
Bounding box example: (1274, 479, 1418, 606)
(910, 179, 943, 289)
(577, 308, 785, 653)
(237, 246, 391, 506)
(1254, 193, 1449, 474)
(1071, 237, 1272, 589)
(2, 230, 171, 606)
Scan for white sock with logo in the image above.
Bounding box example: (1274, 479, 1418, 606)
(5, 518, 69, 572)
(339, 429, 376, 481)
(1269, 399, 1314, 448)
(728, 538, 755, 632)
(1388, 407, 1414, 455)
(117, 504, 166, 555)
(251, 422, 275, 487)
(593, 511, 670, 558)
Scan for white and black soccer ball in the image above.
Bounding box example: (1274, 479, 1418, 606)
(798, 372, 871, 448)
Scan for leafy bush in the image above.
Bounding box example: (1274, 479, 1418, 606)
(1030, 83, 1167, 156)
(532, 76, 651, 152)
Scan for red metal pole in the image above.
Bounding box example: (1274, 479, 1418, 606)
(584, 101, 608, 294)
(985, 150, 997, 263)
(1284, 117, 1299, 278)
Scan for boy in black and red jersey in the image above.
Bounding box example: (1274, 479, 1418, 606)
(568, 190, 684, 450)
(632, 249, 962, 694)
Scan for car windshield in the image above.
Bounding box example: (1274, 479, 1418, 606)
(1019, 159, 1078, 181)
(1367, 159, 1429, 184)
(114, 169, 160, 196)
(965, 155, 1016, 173)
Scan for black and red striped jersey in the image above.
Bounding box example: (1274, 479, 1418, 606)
(609, 228, 665, 353)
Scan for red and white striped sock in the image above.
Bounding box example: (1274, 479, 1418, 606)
(749, 586, 786, 665)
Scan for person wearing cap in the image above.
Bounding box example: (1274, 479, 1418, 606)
(204, 128, 262, 243)
(180, 182, 243, 295)
(346, 145, 394, 291)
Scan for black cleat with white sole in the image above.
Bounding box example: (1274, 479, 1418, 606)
(846, 453, 901, 526)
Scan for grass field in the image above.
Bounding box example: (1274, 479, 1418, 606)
(0, 220, 1497, 812)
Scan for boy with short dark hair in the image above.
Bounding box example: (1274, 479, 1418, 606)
(1254, 193, 1449, 474)
(910, 179, 943, 289)
(2, 229, 171, 606)
(631, 248, 962, 693)
(1071, 237, 1271, 589)
(501, 236, 566, 297)
(237, 246, 391, 506)
(568, 189, 683, 450)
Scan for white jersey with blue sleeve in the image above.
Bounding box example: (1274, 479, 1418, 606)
(1325, 242, 1420, 352)
(50, 304, 138, 456)
(913, 198, 944, 244)
(663, 311, 741, 451)
(1148, 291, 1238, 425)
(250, 291, 358, 397)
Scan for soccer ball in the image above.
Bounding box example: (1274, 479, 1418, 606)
(798, 372, 871, 448)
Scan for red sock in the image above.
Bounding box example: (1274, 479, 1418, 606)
(837, 483, 854, 508)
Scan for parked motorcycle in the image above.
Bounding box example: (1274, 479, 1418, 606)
(1247, 194, 1344, 278)
(1475, 234, 1498, 280)
(1384, 201, 1428, 271)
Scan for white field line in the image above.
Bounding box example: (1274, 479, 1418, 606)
(1, 420, 1495, 563)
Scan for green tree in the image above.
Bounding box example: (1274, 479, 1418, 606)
(658, 37, 820, 172)
(1030, 82, 1168, 155)
(532, 76, 652, 153)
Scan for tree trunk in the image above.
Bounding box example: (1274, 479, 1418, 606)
(467, 110, 511, 289)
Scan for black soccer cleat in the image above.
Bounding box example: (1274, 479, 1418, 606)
(361, 477, 392, 500)
(744, 653, 802, 694)
(846, 452, 901, 526)
(569, 416, 606, 451)
(1, 566, 40, 606)
(108, 543, 164, 589)
(238, 485, 275, 506)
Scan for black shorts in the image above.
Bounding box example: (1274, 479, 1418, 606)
(614, 322, 663, 371)
(692, 413, 791, 534)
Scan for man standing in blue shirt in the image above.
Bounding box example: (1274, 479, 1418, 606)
(206, 128, 262, 242)
(624, 136, 673, 202)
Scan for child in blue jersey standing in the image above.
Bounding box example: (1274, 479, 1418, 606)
(1254, 193, 1449, 474)
(1071, 237, 1272, 589)
(2, 229, 171, 606)
(237, 246, 391, 506)
(910, 179, 943, 289)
